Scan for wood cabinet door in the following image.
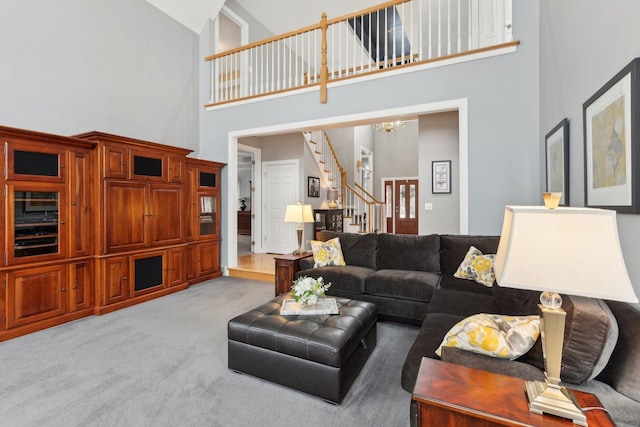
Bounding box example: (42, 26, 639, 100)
(197, 241, 220, 277)
(168, 247, 186, 287)
(186, 244, 197, 281)
(68, 261, 93, 312)
(148, 184, 184, 246)
(7, 182, 67, 265)
(186, 166, 197, 242)
(5, 139, 66, 183)
(6, 265, 66, 328)
(168, 156, 185, 183)
(130, 251, 165, 297)
(103, 144, 128, 179)
(105, 182, 147, 252)
(69, 150, 91, 257)
(102, 256, 128, 305)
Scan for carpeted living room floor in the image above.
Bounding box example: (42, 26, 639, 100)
(0, 277, 419, 427)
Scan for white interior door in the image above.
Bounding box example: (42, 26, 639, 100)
(263, 160, 299, 254)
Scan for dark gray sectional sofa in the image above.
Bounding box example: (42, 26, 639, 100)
(296, 231, 640, 427)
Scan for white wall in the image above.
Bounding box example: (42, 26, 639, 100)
(419, 112, 460, 234)
(540, 0, 640, 299)
(1, 0, 199, 151)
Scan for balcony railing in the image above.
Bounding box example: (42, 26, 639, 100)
(205, 0, 514, 107)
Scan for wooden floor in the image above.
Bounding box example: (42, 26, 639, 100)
(229, 252, 277, 283)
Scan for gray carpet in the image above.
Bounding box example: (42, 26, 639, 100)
(0, 277, 418, 427)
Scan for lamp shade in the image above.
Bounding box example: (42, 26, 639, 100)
(494, 206, 638, 302)
(327, 189, 339, 201)
(283, 203, 314, 223)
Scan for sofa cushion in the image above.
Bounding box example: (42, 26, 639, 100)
(295, 265, 374, 294)
(435, 313, 540, 359)
(310, 237, 345, 267)
(427, 288, 498, 317)
(364, 269, 439, 303)
(376, 233, 440, 272)
(317, 231, 377, 269)
(597, 301, 640, 402)
(492, 284, 541, 315)
(453, 246, 496, 287)
(438, 274, 494, 295)
(441, 346, 545, 381)
(440, 235, 500, 274)
(401, 312, 463, 392)
(518, 296, 618, 384)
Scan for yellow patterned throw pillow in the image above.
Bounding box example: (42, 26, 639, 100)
(435, 313, 540, 359)
(310, 237, 346, 268)
(454, 246, 496, 287)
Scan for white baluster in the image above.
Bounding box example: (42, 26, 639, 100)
(447, 0, 451, 55)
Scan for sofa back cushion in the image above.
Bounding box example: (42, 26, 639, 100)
(376, 233, 440, 272)
(316, 231, 377, 269)
(440, 235, 500, 274)
(518, 295, 618, 384)
(492, 284, 542, 315)
(597, 301, 640, 402)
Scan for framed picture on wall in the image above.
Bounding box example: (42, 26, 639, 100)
(545, 118, 570, 206)
(432, 160, 451, 194)
(583, 57, 640, 213)
(308, 176, 320, 197)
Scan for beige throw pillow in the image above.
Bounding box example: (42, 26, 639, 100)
(454, 246, 496, 287)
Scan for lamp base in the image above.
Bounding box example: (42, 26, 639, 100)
(328, 201, 338, 209)
(524, 380, 587, 426)
(292, 248, 306, 255)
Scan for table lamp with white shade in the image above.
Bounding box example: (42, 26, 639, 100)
(283, 201, 314, 255)
(494, 204, 638, 425)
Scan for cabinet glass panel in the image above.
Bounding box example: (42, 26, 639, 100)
(133, 155, 163, 177)
(14, 150, 59, 177)
(200, 171, 216, 187)
(14, 191, 59, 257)
(199, 195, 216, 235)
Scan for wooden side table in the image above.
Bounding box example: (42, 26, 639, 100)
(412, 358, 615, 427)
(273, 252, 312, 296)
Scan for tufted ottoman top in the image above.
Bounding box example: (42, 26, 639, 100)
(228, 293, 378, 368)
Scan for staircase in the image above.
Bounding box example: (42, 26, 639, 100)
(303, 130, 384, 234)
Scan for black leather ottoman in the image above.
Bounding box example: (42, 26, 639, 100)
(227, 293, 378, 403)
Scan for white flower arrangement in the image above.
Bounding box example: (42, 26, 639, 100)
(291, 276, 331, 306)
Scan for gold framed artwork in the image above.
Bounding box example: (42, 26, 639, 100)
(545, 118, 569, 206)
(583, 57, 640, 213)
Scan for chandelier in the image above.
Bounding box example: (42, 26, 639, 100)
(372, 120, 406, 133)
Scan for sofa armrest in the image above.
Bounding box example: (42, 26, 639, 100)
(440, 346, 545, 382)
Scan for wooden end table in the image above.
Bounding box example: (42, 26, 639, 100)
(273, 252, 312, 296)
(412, 358, 615, 427)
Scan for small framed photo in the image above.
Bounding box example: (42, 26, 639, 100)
(432, 161, 451, 194)
(545, 118, 569, 206)
(308, 176, 320, 197)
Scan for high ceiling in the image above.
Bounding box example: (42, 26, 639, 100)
(145, 0, 384, 35)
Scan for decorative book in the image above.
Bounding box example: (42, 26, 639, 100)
(280, 298, 339, 315)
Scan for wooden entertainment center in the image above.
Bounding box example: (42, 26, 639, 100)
(0, 126, 225, 341)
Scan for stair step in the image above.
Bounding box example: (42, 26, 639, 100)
(309, 140, 317, 144)
(315, 151, 321, 154)
(319, 160, 325, 164)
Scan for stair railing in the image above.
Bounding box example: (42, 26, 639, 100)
(306, 130, 344, 191)
(205, 0, 515, 107)
(343, 183, 384, 234)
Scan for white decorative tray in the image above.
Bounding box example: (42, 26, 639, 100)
(280, 298, 339, 315)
